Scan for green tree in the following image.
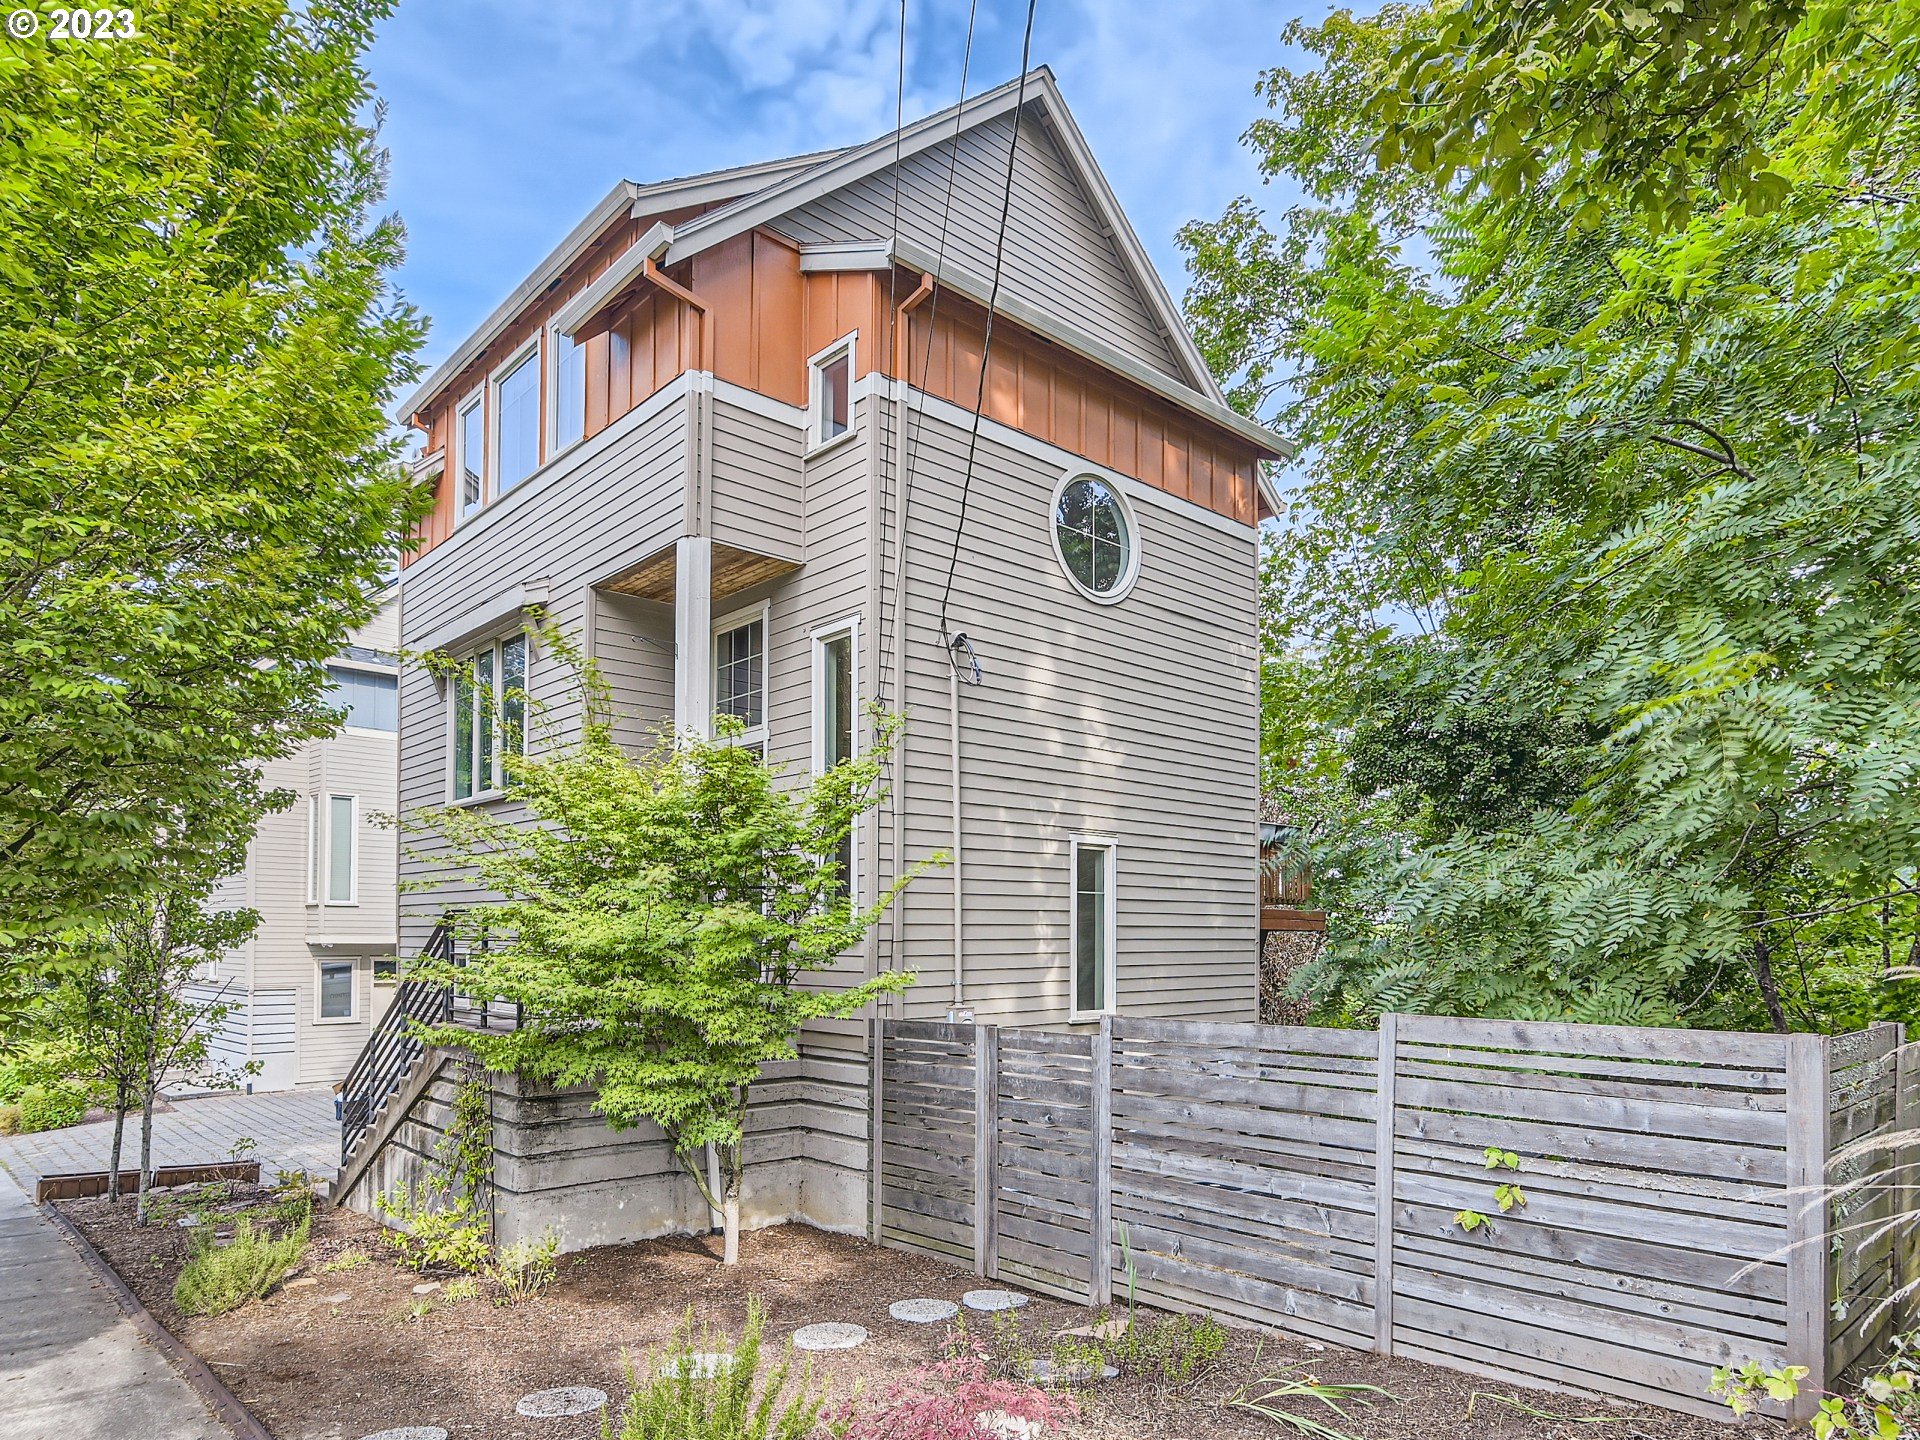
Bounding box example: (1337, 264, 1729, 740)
(408, 646, 924, 1264)
(0, 0, 426, 986)
(1183, 4, 1920, 1029)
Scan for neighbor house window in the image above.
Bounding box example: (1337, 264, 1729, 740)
(714, 606, 768, 755)
(493, 342, 541, 494)
(808, 335, 854, 450)
(373, 957, 399, 984)
(812, 618, 858, 900)
(450, 634, 529, 800)
(327, 794, 356, 903)
(457, 391, 485, 518)
(1070, 837, 1117, 1018)
(1052, 473, 1138, 602)
(318, 960, 354, 1021)
(550, 324, 585, 452)
(326, 665, 398, 731)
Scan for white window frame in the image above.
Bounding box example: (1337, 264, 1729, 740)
(546, 320, 587, 456)
(324, 793, 358, 906)
(315, 957, 358, 1025)
(446, 634, 530, 805)
(811, 614, 861, 903)
(454, 387, 486, 521)
(713, 600, 771, 752)
(488, 336, 543, 497)
(805, 332, 857, 455)
(305, 795, 320, 906)
(1067, 834, 1119, 1022)
(1049, 469, 1142, 606)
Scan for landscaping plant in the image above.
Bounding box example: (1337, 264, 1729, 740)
(833, 1349, 1078, 1440)
(488, 1229, 559, 1304)
(409, 633, 927, 1264)
(173, 1214, 310, 1318)
(1229, 1363, 1396, 1440)
(1715, 1338, 1920, 1436)
(611, 1299, 838, 1440)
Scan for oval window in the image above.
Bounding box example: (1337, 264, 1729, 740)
(1052, 474, 1136, 601)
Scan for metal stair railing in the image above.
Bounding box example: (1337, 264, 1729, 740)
(338, 923, 455, 1165)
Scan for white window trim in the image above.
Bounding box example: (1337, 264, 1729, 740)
(811, 614, 861, 903)
(1067, 834, 1119, 1023)
(546, 320, 586, 458)
(454, 387, 486, 522)
(445, 635, 529, 806)
(324, 793, 359, 906)
(488, 336, 543, 497)
(805, 331, 858, 456)
(1049, 469, 1143, 606)
(713, 600, 772, 751)
(314, 957, 359, 1025)
(304, 795, 320, 906)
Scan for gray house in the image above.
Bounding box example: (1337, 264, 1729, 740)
(341, 69, 1283, 1245)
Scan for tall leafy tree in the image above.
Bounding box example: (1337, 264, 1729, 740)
(1184, 2, 1920, 1029)
(0, 0, 426, 983)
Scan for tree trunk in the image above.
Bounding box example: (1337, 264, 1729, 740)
(722, 1191, 740, 1266)
(1753, 933, 1790, 1033)
(135, 1084, 156, 1225)
(106, 1089, 128, 1203)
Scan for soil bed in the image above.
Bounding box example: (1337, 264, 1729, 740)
(58, 1184, 1771, 1440)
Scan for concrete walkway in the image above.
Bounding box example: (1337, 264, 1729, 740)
(0, 1089, 339, 1190)
(0, 1165, 227, 1439)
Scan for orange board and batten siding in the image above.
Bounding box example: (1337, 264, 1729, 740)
(406, 224, 1265, 565)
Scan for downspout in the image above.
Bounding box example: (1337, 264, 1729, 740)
(949, 661, 964, 1015)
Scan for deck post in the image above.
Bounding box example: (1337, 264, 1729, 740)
(1091, 1015, 1113, 1307)
(1895, 1026, 1916, 1328)
(974, 1023, 998, 1278)
(870, 1014, 886, 1244)
(1373, 1012, 1398, 1355)
(671, 535, 713, 739)
(1785, 1031, 1832, 1423)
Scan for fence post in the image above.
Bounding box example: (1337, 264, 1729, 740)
(1785, 1031, 1832, 1423)
(869, 1014, 886, 1245)
(974, 1023, 999, 1279)
(1091, 1015, 1113, 1307)
(1896, 1025, 1916, 1328)
(1373, 1012, 1398, 1355)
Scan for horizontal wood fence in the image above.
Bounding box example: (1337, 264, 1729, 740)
(874, 1014, 1914, 1421)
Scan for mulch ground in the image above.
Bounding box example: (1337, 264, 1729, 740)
(58, 1183, 1775, 1440)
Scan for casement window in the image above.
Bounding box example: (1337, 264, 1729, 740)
(492, 341, 542, 495)
(811, 617, 859, 901)
(1052, 472, 1139, 603)
(1069, 836, 1118, 1020)
(549, 323, 586, 453)
(713, 605, 768, 756)
(326, 794, 357, 904)
(317, 959, 355, 1021)
(456, 391, 485, 518)
(807, 334, 855, 451)
(326, 665, 398, 731)
(450, 634, 529, 801)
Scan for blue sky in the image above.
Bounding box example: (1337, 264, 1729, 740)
(364, 0, 1321, 378)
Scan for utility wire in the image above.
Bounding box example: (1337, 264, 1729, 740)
(935, 0, 1040, 659)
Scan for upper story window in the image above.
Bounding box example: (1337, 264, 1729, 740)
(451, 634, 528, 802)
(550, 324, 585, 453)
(326, 665, 398, 731)
(807, 335, 854, 451)
(714, 605, 768, 756)
(327, 794, 357, 904)
(493, 342, 541, 495)
(457, 391, 485, 519)
(1052, 473, 1139, 603)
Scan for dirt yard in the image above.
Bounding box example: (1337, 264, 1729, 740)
(58, 1182, 1772, 1440)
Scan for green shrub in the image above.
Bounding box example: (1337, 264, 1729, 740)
(612, 1299, 836, 1440)
(374, 1181, 492, 1273)
(0, 1061, 27, 1102)
(0, 1104, 20, 1135)
(14, 1080, 89, 1133)
(489, 1229, 559, 1304)
(173, 1215, 309, 1317)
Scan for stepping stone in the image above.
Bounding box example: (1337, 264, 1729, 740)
(977, 1413, 1046, 1440)
(791, 1322, 867, 1351)
(177, 1215, 204, 1228)
(359, 1430, 448, 1440)
(317, 1292, 351, 1305)
(889, 1298, 960, 1324)
(1025, 1357, 1117, 1386)
(515, 1386, 608, 1418)
(962, 1288, 1029, 1312)
(1057, 1317, 1128, 1341)
(411, 1282, 440, 1296)
(659, 1353, 733, 1379)
(284, 1277, 318, 1289)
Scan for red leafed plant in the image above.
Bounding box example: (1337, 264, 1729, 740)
(832, 1349, 1079, 1440)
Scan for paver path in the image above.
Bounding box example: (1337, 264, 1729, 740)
(0, 1165, 226, 1439)
(0, 1088, 338, 1190)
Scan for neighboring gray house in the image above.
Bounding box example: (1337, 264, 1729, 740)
(198, 595, 401, 1091)
(339, 70, 1283, 1243)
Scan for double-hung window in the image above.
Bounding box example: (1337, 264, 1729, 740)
(812, 617, 858, 901)
(493, 341, 541, 495)
(807, 335, 854, 451)
(1069, 837, 1118, 1019)
(549, 323, 585, 453)
(713, 605, 768, 756)
(451, 634, 528, 801)
(456, 390, 485, 518)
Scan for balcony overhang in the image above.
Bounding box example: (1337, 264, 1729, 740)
(600, 540, 800, 606)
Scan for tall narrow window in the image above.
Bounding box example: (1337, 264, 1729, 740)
(318, 960, 354, 1020)
(474, 645, 496, 792)
(550, 325, 585, 452)
(327, 795, 356, 903)
(808, 336, 854, 449)
(457, 393, 485, 517)
(813, 619, 858, 900)
(452, 664, 476, 800)
(494, 343, 541, 493)
(1071, 838, 1117, 1018)
(714, 610, 767, 755)
(501, 633, 527, 759)
(450, 637, 528, 801)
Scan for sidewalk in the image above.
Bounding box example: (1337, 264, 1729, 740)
(0, 1165, 227, 1440)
